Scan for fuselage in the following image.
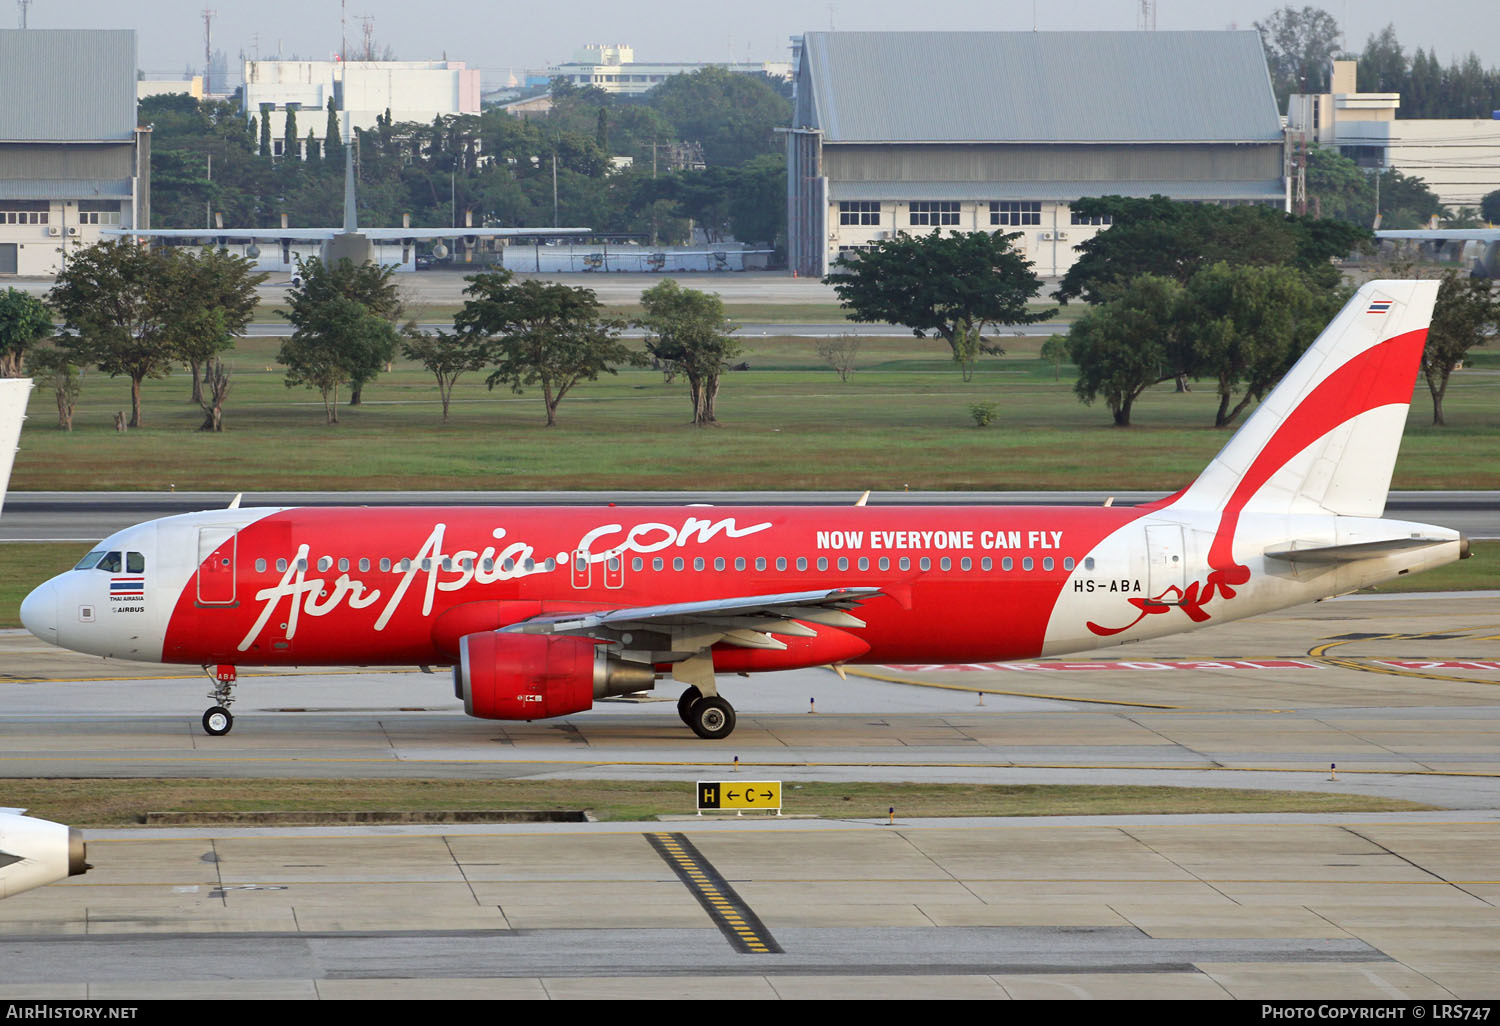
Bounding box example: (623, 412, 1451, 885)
(21, 501, 1462, 671)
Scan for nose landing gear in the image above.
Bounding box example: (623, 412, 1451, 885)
(201, 664, 237, 736)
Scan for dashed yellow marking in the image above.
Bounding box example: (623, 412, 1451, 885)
(646, 831, 782, 955)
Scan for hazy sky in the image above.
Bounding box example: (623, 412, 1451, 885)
(19, 0, 1500, 83)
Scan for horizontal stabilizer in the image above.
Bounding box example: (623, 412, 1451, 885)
(1264, 536, 1452, 564)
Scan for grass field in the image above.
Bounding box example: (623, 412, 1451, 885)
(0, 778, 1433, 826)
(11, 334, 1499, 492)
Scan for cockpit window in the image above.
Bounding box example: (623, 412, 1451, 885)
(73, 550, 106, 570)
(96, 551, 123, 573)
(126, 551, 145, 573)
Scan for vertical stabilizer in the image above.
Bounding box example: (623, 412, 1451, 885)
(342, 119, 357, 233)
(0, 378, 33, 519)
(1172, 280, 1437, 518)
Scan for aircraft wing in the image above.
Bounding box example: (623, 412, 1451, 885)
(102, 227, 592, 242)
(503, 587, 881, 647)
(1375, 229, 1500, 242)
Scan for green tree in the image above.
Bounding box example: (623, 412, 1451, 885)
(1481, 190, 1500, 226)
(0, 287, 53, 378)
(645, 67, 791, 167)
(278, 257, 402, 424)
(1067, 275, 1187, 427)
(401, 328, 490, 423)
(636, 279, 741, 426)
(1039, 336, 1070, 381)
(1056, 195, 1370, 304)
(1181, 263, 1345, 428)
(1424, 271, 1498, 426)
(825, 231, 1053, 381)
(456, 271, 634, 426)
(324, 98, 343, 166)
(283, 105, 299, 162)
(24, 343, 84, 431)
(161, 247, 266, 405)
(48, 241, 179, 428)
(1256, 5, 1344, 106)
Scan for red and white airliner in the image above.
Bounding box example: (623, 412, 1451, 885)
(20, 280, 1467, 740)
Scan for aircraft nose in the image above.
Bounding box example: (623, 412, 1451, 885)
(19, 579, 59, 647)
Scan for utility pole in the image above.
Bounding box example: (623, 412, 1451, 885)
(18, 0, 32, 29)
(201, 9, 216, 95)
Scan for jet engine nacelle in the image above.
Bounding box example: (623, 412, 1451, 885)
(454, 632, 656, 721)
(0, 810, 89, 900)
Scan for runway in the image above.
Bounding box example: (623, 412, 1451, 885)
(1, 592, 1499, 998)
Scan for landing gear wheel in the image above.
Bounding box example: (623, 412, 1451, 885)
(677, 686, 703, 725)
(688, 695, 736, 740)
(202, 706, 234, 736)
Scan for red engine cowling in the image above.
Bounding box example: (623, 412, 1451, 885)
(456, 632, 599, 720)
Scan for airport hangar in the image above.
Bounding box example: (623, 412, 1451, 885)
(0, 29, 148, 278)
(785, 30, 1289, 279)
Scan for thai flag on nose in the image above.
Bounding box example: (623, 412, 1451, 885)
(1367, 299, 1393, 314)
(111, 576, 144, 598)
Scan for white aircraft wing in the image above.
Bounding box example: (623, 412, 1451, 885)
(503, 587, 882, 645)
(1375, 229, 1500, 242)
(102, 227, 592, 242)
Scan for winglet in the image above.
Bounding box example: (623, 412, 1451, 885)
(855, 490, 870, 507)
(227, 493, 243, 510)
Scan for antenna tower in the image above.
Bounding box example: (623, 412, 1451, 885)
(1137, 1, 1156, 31)
(202, 9, 216, 94)
(358, 15, 374, 61)
(18, 0, 32, 29)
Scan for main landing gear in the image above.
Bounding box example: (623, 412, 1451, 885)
(676, 685, 737, 740)
(201, 664, 237, 736)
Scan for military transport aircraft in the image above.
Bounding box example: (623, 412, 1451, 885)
(0, 377, 90, 899)
(19, 281, 1467, 740)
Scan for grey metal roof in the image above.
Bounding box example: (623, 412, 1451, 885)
(799, 31, 1282, 144)
(0, 30, 137, 141)
(829, 180, 1286, 203)
(0, 179, 133, 200)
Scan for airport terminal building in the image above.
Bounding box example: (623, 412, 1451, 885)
(786, 31, 1287, 278)
(0, 29, 149, 277)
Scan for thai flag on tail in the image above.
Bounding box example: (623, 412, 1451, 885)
(1367, 299, 1393, 314)
(110, 577, 144, 598)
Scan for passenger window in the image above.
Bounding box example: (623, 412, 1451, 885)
(754, 557, 766, 571)
(339, 558, 350, 572)
(776, 557, 787, 571)
(277, 558, 288, 572)
(633, 557, 644, 572)
(1084, 557, 1095, 571)
(653, 557, 664, 571)
(673, 557, 684, 571)
(1063, 557, 1075, 571)
(420, 558, 431, 572)
(543, 558, 556, 572)
(298, 558, 309, 571)
(1023, 557, 1034, 571)
(714, 557, 725, 571)
(693, 557, 705, 571)
(838, 557, 849, 571)
(255, 558, 267, 573)
(939, 557, 951, 571)
(878, 557, 890, 571)
(502, 558, 515, 572)
(575, 555, 587, 572)
(857, 557, 868, 571)
(380, 558, 392, 572)
(919, 557, 931, 571)
(400, 558, 412, 572)
(796, 557, 808, 571)
(817, 557, 828, 571)
(960, 557, 971, 571)
(734, 557, 745, 571)
(359, 558, 371, 572)
(1043, 557, 1054, 571)
(608, 557, 620, 571)
(899, 557, 910, 571)
(97, 551, 122, 573)
(981, 557, 992, 571)
(126, 551, 145, 573)
(1002, 557, 1013, 571)
(319, 556, 333, 572)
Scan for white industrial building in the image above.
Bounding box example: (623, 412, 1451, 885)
(242, 59, 481, 159)
(0, 29, 149, 277)
(536, 44, 792, 95)
(787, 31, 1288, 278)
(1286, 60, 1500, 213)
